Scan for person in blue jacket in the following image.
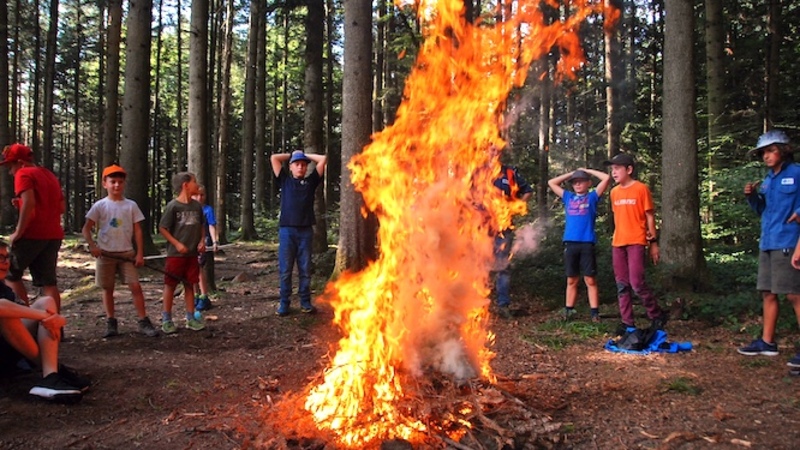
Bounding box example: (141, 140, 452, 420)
(737, 130, 800, 370)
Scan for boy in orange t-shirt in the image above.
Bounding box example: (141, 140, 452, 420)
(604, 153, 667, 333)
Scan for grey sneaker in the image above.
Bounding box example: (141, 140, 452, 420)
(103, 318, 119, 338)
(186, 318, 205, 331)
(138, 317, 159, 337)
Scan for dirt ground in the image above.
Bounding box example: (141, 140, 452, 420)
(1, 241, 799, 449)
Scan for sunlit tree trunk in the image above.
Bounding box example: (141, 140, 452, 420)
(763, 0, 781, 131)
(704, 0, 726, 223)
(254, 0, 267, 215)
(661, 0, 706, 290)
(239, 0, 260, 240)
(537, 57, 551, 219)
(41, 0, 58, 169)
(188, 0, 209, 184)
(334, 0, 377, 276)
(216, 0, 233, 245)
(304, 0, 327, 253)
(373, 0, 385, 131)
(176, 0, 185, 168)
(0, 0, 13, 227)
(120, 0, 156, 253)
(103, 0, 122, 177)
(604, 0, 622, 158)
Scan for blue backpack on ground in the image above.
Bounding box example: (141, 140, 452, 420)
(604, 326, 692, 355)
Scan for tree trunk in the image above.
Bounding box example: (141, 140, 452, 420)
(120, 0, 156, 254)
(216, 0, 233, 245)
(763, 0, 781, 131)
(304, 0, 327, 253)
(103, 0, 121, 177)
(0, 0, 13, 228)
(704, 0, 726, 223)
(324, 0, 339, 206)
(254, 0, 267, 215)
(188, 0, 210, 185)
(661, 0, 707, 291)
(537, 57, 551, 219)
(239, 0, 260, 240)
(334, 0, 377, 276)
(41, 0, 58, 169)
(604, 0, 622, 158)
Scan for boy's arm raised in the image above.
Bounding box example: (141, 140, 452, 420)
(270, 153, 290, 178)
(584, 168, 611, 197)
(547, 171, 573, 199)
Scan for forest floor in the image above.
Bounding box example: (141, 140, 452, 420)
(1, 241, 799, 449)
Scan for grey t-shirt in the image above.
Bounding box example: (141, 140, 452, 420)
(159, 199, 204, 257)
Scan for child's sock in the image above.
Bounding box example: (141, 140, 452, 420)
(162, 311, 172, 322)
(186, 312, 194, 321)
(590, 308, 600, 317)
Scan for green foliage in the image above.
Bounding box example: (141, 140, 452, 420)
(661, 377, 702, 396)
(521, 318, 609, 350)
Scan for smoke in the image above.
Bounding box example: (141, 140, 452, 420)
(510, 221, 548, 257)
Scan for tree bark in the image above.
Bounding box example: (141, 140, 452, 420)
(215, 0, 233, 247)
(188, 0, 210, 184)
(41, 0, 58, 169)
(304, 0, 327, 253)
(0, 0, 13, 228)
(334, 0, 377, 276)
(120, 0, 156, 253)
(661, 0, 707, 290)
(102, 0, 121, 172)
(604, 0, 623, 158)
(763, 0, 781, 131)
(239, 0, 260, 240)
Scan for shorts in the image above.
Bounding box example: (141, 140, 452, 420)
(164, 256, 200, 287)
(96, 251, 140, 289)
(564, 242, 597, 277)
(757, 250, 800, 294)
(0, 335, 24, 372)
(7, 239, 62, 286)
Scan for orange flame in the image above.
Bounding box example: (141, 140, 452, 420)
(305, 0, 600, 446)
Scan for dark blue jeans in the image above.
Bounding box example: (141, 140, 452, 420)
(278, 226, 313, 311)
(493, 232, 512, 307)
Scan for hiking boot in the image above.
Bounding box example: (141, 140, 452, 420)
(651, 312, 669, 330)
(186, 318, 205, 331)
(138, 317, 159, 337)
(737, 338, 778, 356)
(161, 320, 178, 335)
(494, 305, 513, 320)
(787, 353, 800, 368)
(561, 308, 577, 321)
(58, 364, 91, 392)
(301, 305, 317, 314)
(615, 322, 634, 337)
(103, 318, 119, 338)
(29, 373, 83, 403)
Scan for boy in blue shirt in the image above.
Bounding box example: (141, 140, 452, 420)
(270, 150, 327, 316)
(737, 130, 800, 370)
(548, 168, 611, 322)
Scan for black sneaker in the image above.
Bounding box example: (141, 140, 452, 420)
(103, 317, 119, 338)
(58, 364, 91, 392)
(651, 313, 669, 331)
(29, 373, 83, 403)
(615, 322, 634, 337)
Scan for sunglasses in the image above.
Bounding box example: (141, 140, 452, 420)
(0, 254, 9, 263)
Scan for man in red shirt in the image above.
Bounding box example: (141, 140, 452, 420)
(0, 143, 65, 311)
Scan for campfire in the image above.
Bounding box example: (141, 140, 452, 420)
(301, 0, 603, 447)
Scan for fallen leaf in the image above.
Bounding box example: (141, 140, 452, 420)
(730, 438, 752, 447)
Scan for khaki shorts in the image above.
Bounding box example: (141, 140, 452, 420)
(96, 251, 140, 289)
(757, 250, 800, 295)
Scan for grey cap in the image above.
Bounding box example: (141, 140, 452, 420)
(568, 170, 591, 182)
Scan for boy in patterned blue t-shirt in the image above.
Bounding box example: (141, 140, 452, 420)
(548, 168, 611, 322)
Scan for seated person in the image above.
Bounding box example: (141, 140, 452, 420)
(0, 240, 89, 402)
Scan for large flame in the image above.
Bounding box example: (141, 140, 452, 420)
(305, 0, 600, 446)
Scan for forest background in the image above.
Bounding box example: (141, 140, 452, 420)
(0, 0, 798, 324)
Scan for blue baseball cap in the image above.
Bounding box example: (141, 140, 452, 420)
(289, 151, 311, 164)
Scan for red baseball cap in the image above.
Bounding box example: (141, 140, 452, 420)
(0, 143, 34, 165)
(102, 164, 127, 179)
